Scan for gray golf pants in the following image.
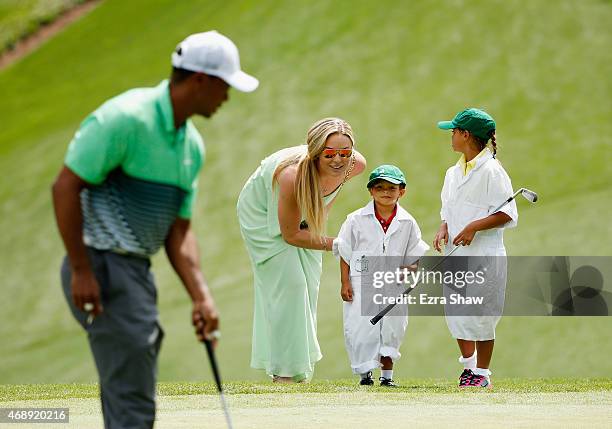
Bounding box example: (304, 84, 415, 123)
(61, 248, 164, 429)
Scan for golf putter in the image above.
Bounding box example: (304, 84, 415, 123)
(370, 187, 538, 325)
(203, 333, 234, 429)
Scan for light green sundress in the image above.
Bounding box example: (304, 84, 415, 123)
(237, 145, 341, 380)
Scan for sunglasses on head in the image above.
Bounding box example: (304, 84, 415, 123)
(322, 148, 353, 159)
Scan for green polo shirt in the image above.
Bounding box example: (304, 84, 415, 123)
(65, 80, 205, 256)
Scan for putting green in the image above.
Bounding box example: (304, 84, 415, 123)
(2, 390, 611, 428)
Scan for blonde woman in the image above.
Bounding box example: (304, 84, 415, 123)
(237, 118, 366, 382)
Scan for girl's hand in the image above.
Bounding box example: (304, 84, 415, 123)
(453, 223, 477, 246)
(341, 282, 353, 302)
(433, 222, 449, 252)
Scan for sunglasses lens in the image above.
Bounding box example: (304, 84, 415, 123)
(322, 149, 352, 158)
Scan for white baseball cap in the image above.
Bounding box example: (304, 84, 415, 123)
(171, 31, 259, 93)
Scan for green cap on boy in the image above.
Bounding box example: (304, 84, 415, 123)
(367, 164, 406, 188)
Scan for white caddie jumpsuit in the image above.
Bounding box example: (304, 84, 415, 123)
(440, 148, 518, 340)
(334, 201, 429, 374)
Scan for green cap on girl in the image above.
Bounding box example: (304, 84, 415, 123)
(437, 108, 496, 140)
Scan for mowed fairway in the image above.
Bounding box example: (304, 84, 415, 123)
(1, 380, 611, 428)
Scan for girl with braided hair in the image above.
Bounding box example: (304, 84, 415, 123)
(433, 108, 518, 388)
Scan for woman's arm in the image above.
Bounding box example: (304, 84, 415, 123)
(277, 166, 334, 250)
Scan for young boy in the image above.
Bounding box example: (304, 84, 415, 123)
(333, 165, 429, 386)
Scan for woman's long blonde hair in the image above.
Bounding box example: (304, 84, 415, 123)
(273, 117, 355, 238)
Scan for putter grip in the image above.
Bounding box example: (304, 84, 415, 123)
(369, 306, 393, 325)
(370, 281, 423, 325)
(370, 285, 413, 325)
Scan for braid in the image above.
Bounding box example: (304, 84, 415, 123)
(490, 132, 497, 157)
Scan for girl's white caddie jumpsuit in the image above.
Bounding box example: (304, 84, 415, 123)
(334, 201, 429, 374)
(440, 148, 518, 340)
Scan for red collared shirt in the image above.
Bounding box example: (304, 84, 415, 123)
(374, 204, 398, 233)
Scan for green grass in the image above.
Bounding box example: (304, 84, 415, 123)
(2, 381, 611, 428)
(2, 379, 611, 401)
(0, 0, 86, 52)
(0, 0, 610, 385)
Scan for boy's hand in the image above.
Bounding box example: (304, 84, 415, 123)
(433, 222, 449, 252)
(397, 264, 417, 282)
(341, 282, 353, 302)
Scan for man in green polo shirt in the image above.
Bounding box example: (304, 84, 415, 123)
(52, 31, 258, 428)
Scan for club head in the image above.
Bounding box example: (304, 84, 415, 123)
(520, 188, 538, 203)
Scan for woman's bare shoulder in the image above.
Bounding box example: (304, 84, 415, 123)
(276, 164, 298, 192)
